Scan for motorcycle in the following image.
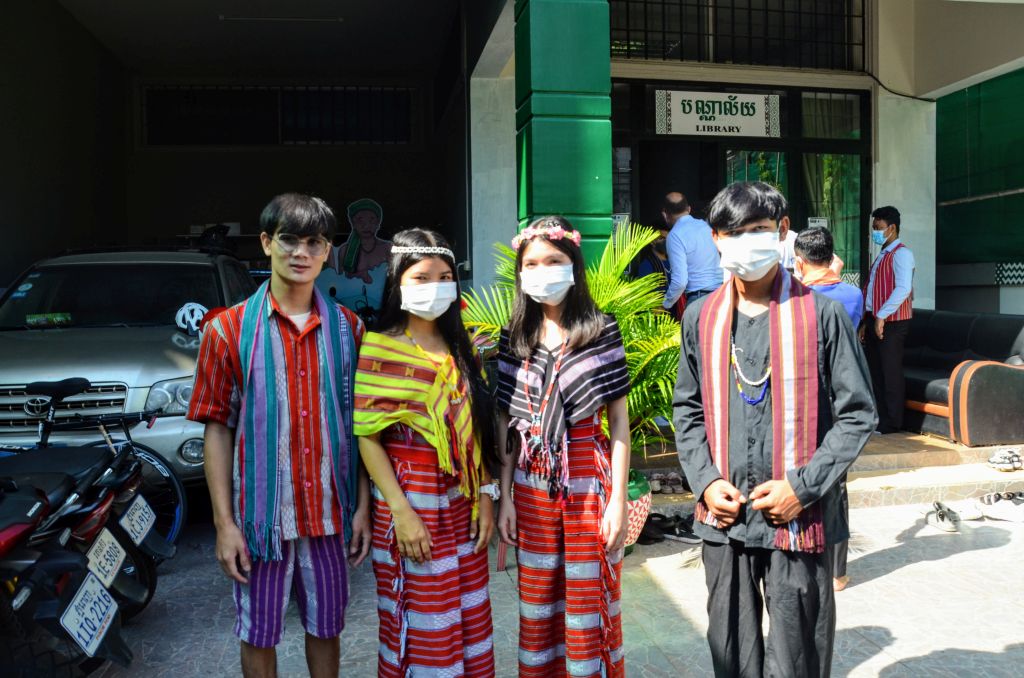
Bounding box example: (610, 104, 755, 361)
(0, 475, 133, 676)
(0, 414, 176, 622)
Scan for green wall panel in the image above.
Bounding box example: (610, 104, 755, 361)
(936, 67, 1024, 264)
(938, 193, 1024, 264)
(517, 117, 612, 218)
(515, 0, 613, 263)
(515, 0, 611, 106)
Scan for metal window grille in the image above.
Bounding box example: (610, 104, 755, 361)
(143, 85, 415, 146)
(610, 0, 865, 72)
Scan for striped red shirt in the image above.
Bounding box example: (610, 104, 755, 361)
(188, 293, 364, 540)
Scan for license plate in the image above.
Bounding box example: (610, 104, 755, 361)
(118, 494, 156, 546)
(86, 528, 126, 588)
(60, 572, 118, 657)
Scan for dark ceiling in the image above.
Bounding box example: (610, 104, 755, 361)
(58, 0, 461, 78)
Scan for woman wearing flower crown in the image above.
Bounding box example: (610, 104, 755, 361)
(496, 216, 631, 678)
(354, 228, 499, 677)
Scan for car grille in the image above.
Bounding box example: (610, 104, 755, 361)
(0, 383, 128, 434)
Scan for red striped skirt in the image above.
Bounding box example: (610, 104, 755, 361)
(514, 414, 624, 678)
(372, 425, 495, 677)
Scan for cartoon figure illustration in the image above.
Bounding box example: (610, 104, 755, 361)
(318, 198, 392, 323)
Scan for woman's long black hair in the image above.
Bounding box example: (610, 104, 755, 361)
(376, 228, 499, 476)
(506, 216, 606, 360)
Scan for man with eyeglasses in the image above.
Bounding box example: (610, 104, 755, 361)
(188, 193, 371, 678)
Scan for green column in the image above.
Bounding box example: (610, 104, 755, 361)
(515, 0, 612, 262)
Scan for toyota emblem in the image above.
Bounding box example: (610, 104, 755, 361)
(23, 396, 52, 417)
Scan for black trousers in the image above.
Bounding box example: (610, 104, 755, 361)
(702, 541, 835, 678)
(864, 314, 910, 433)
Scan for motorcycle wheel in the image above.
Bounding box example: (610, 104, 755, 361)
(106, 523, 158, 622)
(86, 440, 189, 551)
(0, 589, 83, 678)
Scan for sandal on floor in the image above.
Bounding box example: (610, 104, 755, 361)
(925, 501, 960, 532)
(988, 448, 1023, 472)
(649, 473, 665, 493)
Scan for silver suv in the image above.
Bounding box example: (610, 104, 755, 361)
(0, 250, 256, 483)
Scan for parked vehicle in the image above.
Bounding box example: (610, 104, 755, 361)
(0, 378, 188, 548)
(0, 386, 178, 621)
(0, 474, 133, 676)
(0, 250, 257, 485)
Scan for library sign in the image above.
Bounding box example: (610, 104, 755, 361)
(655, 90, 781, 138)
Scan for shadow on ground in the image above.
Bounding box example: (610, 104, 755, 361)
(845, 519, 1011, 588)
(879, 642, 1024, 677)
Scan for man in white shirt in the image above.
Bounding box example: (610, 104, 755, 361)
(861, 206, 915, 434)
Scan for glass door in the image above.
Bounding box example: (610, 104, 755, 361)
(800, 153, 862, 285)
(725, 149, 788, 195)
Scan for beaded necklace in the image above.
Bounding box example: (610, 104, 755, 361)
(730, 341, 771, 406)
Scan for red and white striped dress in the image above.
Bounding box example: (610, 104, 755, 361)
(513, 413, 624, 678)
(371, 425, 494, 677)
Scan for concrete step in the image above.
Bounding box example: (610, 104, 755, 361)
(846, 463, 1024, 508)
(851, 433, 995, 472)
(644, 465, 1024, 515)
(636, 433, 1022, 513)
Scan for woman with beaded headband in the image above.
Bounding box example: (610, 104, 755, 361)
(353, 228, 499, 677)
(495, 215, 631, 678)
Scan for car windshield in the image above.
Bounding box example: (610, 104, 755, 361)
(0, 263, 221, 329)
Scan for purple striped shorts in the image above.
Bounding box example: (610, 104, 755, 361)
(233, 534, 349, 648)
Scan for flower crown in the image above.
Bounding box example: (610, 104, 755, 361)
(511, 219, 583, 250)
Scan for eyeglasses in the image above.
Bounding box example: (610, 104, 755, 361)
(273, 234, 330, 257)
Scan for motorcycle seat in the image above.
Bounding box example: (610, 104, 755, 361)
(0, 447, 113, 486)
(6, 473, 75, 508)
(0, 486, 46, 532)
(24, 378, 92, 403)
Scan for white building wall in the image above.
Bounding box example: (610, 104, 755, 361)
(468, 75, 517, 291)
(873, 89, 937, 310)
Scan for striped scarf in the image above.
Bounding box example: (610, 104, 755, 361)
(694, 268, 825, 554)
(237, 281, 357, 562)
(353, 332, 481, 515)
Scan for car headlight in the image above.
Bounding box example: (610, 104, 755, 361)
(145, 377, 194, 415)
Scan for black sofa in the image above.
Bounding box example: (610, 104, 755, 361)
(902, 309, 1024, 446)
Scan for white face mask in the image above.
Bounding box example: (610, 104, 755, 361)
(520, 264, 575, 306)
(716, 231, 781, 282)
(400, 281, 457, 320)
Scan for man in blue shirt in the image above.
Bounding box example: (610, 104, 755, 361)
(661, 192, 722, 315)
(794, 227, 863, 327)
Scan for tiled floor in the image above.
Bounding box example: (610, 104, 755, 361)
(97, 501, 1024, 677)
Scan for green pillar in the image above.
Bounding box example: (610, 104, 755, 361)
(515, 0, 612, 263)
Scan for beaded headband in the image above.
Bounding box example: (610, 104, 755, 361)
(391, 245, 455, 259)
(511, 219, 583, 250)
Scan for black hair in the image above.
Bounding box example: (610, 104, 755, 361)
(376, 228, 498, 475)
(259, 193, 336, 239)
(707, 181, 789, 234)
(662, 193, 690, 216)
(507, 216, 606, 360)
(871, 205, 901, 233)
(794, 226, 834, 266)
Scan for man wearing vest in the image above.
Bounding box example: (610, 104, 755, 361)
(673, 182, 876, 677)
(862, 206, 915, 434)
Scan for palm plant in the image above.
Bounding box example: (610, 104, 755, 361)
(462, 223, 681, 452)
